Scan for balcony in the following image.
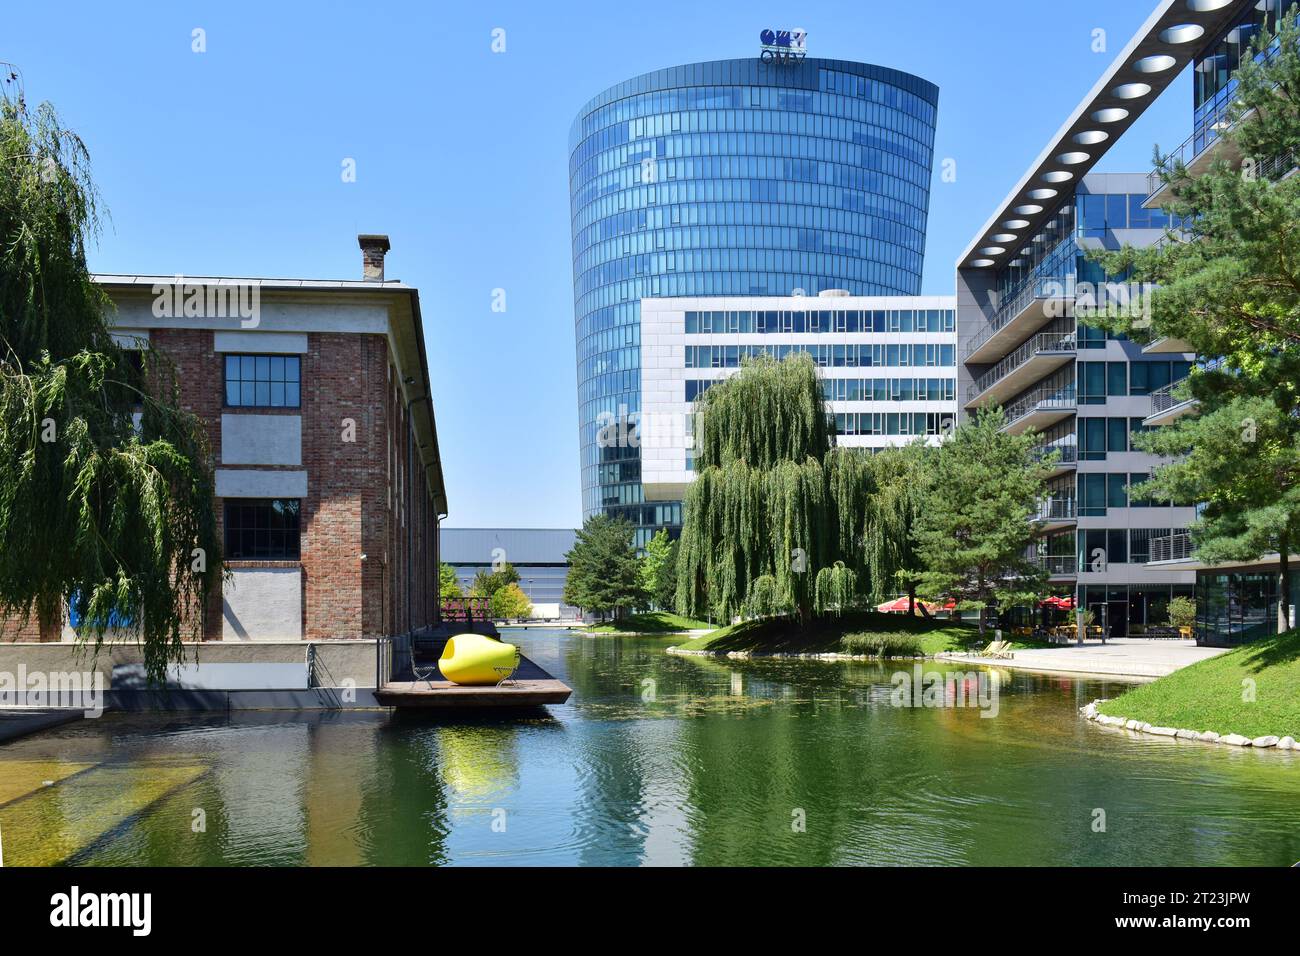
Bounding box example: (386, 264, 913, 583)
(1144, 377, 1198, 427)
(1144, 82, 1250, 208)
(1035, 554, 1078, 578)
(966, 332, 1076, 410)
(1001, 385, 1076, 436)
(964, 276, 1073, 365)
(1141, 335, 1194, 355)
(1144, 38, 1296, 208)
(1149, 530, 1193, 564)
(1034, 496, 1077, 532)
(1144, 118, 1241, 209)
(1032, 442, 1077, 479)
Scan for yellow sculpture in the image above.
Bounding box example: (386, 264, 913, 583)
(438, 633, 520, 685)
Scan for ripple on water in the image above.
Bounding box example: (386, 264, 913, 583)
(4, 633, 1299, 866)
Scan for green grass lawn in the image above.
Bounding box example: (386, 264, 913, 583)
(584, 612, 715, 634)
(1097, 629, 1300, 738)
(672, 610, 983, 655)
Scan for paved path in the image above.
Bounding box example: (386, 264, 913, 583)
(939, 638, 1228, 679)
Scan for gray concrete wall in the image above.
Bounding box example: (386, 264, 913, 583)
(0, 639, 381, 690)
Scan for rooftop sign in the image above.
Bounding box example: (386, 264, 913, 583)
(759, 29, 807, 63)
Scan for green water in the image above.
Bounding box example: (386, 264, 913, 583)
(1, 629, 1297, 866)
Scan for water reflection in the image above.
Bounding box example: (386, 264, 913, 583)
(0, 629, 1297, 866)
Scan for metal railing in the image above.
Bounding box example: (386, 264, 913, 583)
(1035, 497, 1076, 522)
(1146, 103, 1235, 200)
(1002, 385, 1076, 429)
(968, 332, 1076, 400)
(376, 636, 394, 689)
(1035, 554, 1078, 576)
(963, 275, 1073, 362)
(1145, 39, 1287, 200)
(440, 595, 491, 623)
(1032, 443, 1077, 467)
(1149, 376, 1192, 414)
(1149, 531, 1193, 563)
(1255, 146, 1299, 182)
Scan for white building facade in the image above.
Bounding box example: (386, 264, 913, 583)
(639, 292, 957, 502)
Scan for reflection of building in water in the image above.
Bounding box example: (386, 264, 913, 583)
(305, 718, 379, 866)
(212, 722, 311, 863)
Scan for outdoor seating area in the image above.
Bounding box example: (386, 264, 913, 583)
(1128, 624, 1192, 640)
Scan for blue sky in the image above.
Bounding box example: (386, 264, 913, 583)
(5, 1, 1196, 529)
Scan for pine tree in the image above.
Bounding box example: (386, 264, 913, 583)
(912, 408, 1050, 634)
(1092, 13, 1300, 632)
(563, 515, 646, 619)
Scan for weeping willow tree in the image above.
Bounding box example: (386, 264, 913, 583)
(861, 442, 932, 613)
(0, 81, 222, 681)
(676, 353, 865, 625)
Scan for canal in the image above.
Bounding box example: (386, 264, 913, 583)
(1, 629, 1297, 866)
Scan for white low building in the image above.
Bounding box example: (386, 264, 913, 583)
(639, 292, 958, 501)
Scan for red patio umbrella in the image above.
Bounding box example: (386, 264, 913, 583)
(876, 596, 912, 613)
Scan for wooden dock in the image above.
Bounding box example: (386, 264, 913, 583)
(375, 654, 571, 709)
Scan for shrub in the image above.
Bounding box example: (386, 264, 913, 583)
(1167, 595, 1197, 631)
(840, 631, 923, 657)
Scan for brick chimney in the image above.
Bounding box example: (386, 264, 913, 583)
(358, 234, 391, 281)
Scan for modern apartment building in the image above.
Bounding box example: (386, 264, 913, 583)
(954, 0, 1264, 636)
(1139, 0, 1300, 645)
(570, 55, 939, 545)
(0, 235, 448, 645)
(639, 292, 956, 503)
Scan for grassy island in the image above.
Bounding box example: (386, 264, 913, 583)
(1096, 629, 1300, 739)
(672, 611, 989, 656)
(584, 612, 714, 635)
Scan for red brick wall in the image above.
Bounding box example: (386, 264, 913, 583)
(0, 608, 59, 643)
(151, 329, 225, 642)
(2, 324, 442, 643)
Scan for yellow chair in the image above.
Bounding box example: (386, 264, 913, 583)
(438, 633, 520, 686)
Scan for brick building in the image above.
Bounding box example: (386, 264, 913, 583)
(1, 234, 447, 644)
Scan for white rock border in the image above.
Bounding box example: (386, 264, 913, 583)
(1081, 699, 1297, 752)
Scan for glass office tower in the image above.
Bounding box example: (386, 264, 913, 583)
(570, 57, 939, 545)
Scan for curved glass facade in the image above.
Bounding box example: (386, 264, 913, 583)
(570, 57, 939, 544)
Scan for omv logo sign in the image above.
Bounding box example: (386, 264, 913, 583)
(759, 28, 807, 50)
(759, 29, 807, 63)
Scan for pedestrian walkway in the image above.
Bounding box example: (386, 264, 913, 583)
(939, 638, 1227, 679)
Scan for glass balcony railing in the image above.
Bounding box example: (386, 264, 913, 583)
(968, 332, 1076, 400)
(1149, 530, 1192, 563)
(963, 275, 1074, 362)
(1035, 554, 1078, 576)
